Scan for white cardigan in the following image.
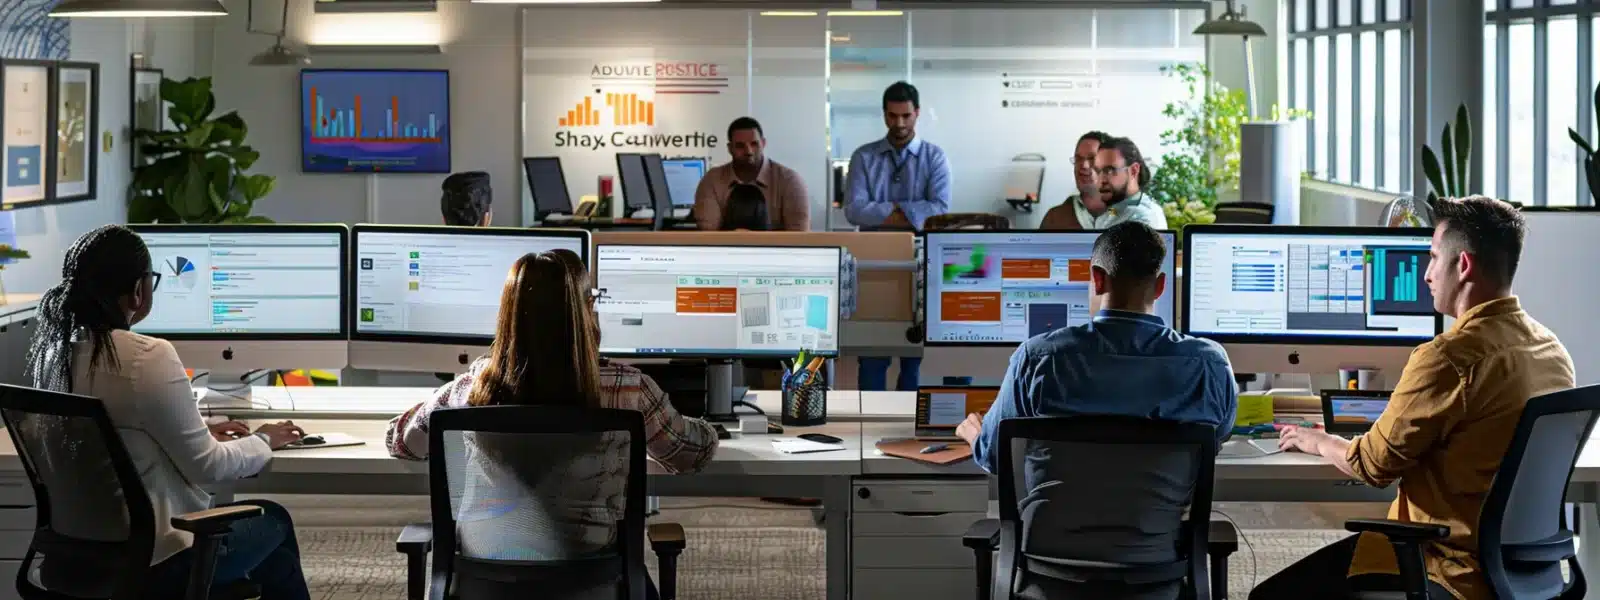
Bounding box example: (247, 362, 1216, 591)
(60, 330, 273, 565)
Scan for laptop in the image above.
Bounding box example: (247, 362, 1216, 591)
(1321, 389, 1394, 438)
(915, 385, 1001, 441)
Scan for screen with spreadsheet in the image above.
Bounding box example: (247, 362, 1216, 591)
(1183, 227, 1439, 342)
(594, 245, 841, 357)
(132, 226, 346, 338)
(352, 227, 589, 341)
(923, 231, 1177, 345)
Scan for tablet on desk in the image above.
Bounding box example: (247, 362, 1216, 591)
(276, 432, 365, 451)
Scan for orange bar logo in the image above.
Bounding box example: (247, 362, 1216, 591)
(558, 96, 603, 127)
(570, 92, 655, 127)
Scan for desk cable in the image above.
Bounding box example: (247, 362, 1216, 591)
(1210, 509, 1259, 591)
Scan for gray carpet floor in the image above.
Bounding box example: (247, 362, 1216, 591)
(272, 496, 1385, 600)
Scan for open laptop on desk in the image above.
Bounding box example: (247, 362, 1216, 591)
(915, 385, 1000, 441)
(1322, 389, 1392, 438)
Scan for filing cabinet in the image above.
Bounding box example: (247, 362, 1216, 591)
(851, 478, 988, 600)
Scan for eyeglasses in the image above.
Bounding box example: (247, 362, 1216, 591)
(1093, 166, 1130, 177)
(589, 288, 608, 303)
(146, 271, 162, 291)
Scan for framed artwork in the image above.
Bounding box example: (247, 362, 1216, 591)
(131, 66, 164, 170)
(0, 59, 56, 210)
(53, 62, 98, 202)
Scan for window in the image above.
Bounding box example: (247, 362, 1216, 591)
(1485, 0, 1597, 206)
(1289, 0, 1412, 193)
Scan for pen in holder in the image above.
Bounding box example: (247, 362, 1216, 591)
(781, 380, 828, 427)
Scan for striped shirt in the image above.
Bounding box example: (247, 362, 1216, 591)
(385, 358, 719, 473)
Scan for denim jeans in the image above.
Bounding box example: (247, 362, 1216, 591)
(856, 356, 922, 391)
(146, 499, 310, 600)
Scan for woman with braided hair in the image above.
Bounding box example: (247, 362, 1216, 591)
(24, 224, 311, 599)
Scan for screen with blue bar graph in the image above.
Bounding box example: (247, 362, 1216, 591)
(1185, 230, 1438, 341)
(300, 69, 450, 173)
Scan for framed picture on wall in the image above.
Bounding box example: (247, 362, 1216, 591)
(0, 59, 57, 210)
(131, 67, 164, 170)
(54, 62, 99, 203)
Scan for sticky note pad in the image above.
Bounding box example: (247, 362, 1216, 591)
(1235, 394, 1274, 427)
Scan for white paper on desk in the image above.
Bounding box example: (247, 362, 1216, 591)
(771, 437, 846, 454)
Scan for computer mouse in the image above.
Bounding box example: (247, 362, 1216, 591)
(298, 435, 326, 446)
(798, 433, 842, 444)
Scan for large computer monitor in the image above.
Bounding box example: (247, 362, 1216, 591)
(1182, 224, 1443, 374)
(348, 225, 591, 372)
(129, 224, 349, 372)
(523, 156, 572, 216)
(662, 158, 706, 209)
(615, 152, 651, 212)
(593, 244, 843, 358)
(642, 153, 673, 215)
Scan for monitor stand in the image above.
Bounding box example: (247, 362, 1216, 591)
(192, 370, 263, 411)
(705, 360, 737, 422)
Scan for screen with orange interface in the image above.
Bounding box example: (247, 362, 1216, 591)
(916, 387, 1001, 430)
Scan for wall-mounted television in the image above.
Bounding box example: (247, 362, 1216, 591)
(299, 69, 451, 174)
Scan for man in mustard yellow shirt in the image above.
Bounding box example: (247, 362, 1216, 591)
(1253, 196, 1575, 600)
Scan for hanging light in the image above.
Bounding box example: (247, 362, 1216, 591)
(247, 0, 310, 66)
(1193, 0, 1267, 118)
(50, 0, 227, 17)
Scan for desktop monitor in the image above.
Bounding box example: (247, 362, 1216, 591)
(523, 156, 572, 215)
(593, 244, 843, 358)
(642, 153, 673, 215)
(662, 158, 706, 209)
(615, 153, 651, 212)
(129, 224, 349, 372)
(348, 225, 591, 372)
(1181, 225, 1443, 374)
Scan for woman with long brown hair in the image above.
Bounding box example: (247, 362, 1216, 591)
(385, 249, 717, 593)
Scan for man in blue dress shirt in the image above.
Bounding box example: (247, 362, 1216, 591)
(846, 81, 952, 391)
(957, 221, 1237, 474)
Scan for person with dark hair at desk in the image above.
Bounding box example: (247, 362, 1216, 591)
(1258, 197, 1573, 600)
(695, 117, 810, 231)
(386, 250, 719, 598)
(441, 171, 492, 227)
(846, 81, 950, 391)
(24, 224, 309, 599)
(720, 183, 772, 231)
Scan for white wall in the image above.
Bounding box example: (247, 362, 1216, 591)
(6, 18, 212, 295)
(209, 0, 521, 227)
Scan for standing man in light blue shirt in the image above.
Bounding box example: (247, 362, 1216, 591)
(845, 81, 952, 391)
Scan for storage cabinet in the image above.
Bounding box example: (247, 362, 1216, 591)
(0, 476, 35, 600)
(851, 479, 987, 600)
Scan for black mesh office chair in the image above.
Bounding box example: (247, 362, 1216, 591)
(394, 405, 685, 600)
(1212, 202, 1275, 224)
(0, 384, 262, 600)
(962, 416, 1218, 600)
(1347, 384, 1600, 600)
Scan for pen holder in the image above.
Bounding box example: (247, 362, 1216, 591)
(781, 384, 828, 427)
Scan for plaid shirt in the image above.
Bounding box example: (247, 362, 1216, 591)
(385, 358, 718, 473)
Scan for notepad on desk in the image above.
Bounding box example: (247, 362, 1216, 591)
(771, 437, 846, 454)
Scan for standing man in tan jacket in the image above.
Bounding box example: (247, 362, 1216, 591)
(1254, 196, 1575, 599)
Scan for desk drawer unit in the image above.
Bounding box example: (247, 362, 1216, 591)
(852, 479, 987, 600)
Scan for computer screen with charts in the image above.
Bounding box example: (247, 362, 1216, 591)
(594, 244, 842, 358)
(1181, 225, 1442, 373)
(129, 224, 349, 371)
(133, 225, 347, 338)
(352, 225, 590, 343)
(922, 231, 1177, 346)
(915, 386, 1001, 438)
(662, 158, 706, 208)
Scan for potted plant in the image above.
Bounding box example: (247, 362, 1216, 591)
(0, 243, 29, 304)
(129, 77, 275, 223)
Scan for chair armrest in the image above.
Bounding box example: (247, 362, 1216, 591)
(1345, 519, 1450, 542)
(171, 505, 264, 536)
(964, 518, 1000, 551)
(396, 523, 433, 555)
(1208, 519, 1239, 555)
(648, 523, 686, 553)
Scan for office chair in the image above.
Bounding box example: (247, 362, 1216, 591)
(0, 384, 262, 600)
(1346, 383, 1600, 599)
(962, 416, 1217, 600)
(1212, 202, 1275, 224)
(395, 405, 685, 600)
(924, 213, 1011, 231)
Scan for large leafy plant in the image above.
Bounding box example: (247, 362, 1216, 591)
(129, 77, 275, 223)
(0, 244, 27, 271)
(1421, 103, 1518, 209)
(1570, 82, 1600, 205)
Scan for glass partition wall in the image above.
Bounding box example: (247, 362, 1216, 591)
(520, 5, 1210, 229)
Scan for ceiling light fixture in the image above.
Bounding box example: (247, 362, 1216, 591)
(50, 0, 227, 17)
(1193, 0, 1267, 118)
(760, 11, 818, 16)
(247, 0, 311, 66)
(469, 0, 661, 4)
(826, 10, 903, 16)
